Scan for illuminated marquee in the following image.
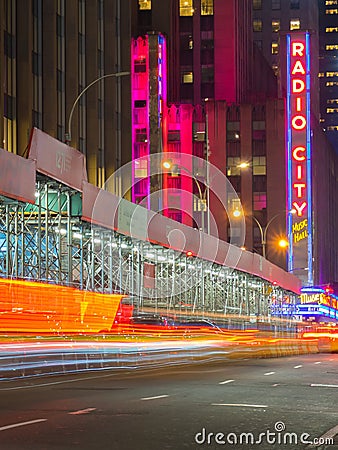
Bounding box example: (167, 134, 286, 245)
(286, 32, 313, 284)
(300, 293, 337, 309)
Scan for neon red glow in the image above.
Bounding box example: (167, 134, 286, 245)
(292, 201, 307, 216)
(291, 116, 306, 130)
(292, 42, 304, 56)
(287, 32, 313, 282)
(292, 146, 306, 161)
(0, 278, 124, 333)
(289, 38, 308, 217)
(291, 61, 306, 75)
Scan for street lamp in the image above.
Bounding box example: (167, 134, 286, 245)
(232, 209, 295, 259)
(65, 71, 130, 144)
(162, 160, 208, 232)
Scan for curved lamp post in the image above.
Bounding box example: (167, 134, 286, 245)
(233, 209, 295, 259)
(65, 71, 130, 144)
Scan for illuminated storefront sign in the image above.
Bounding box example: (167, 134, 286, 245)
(300, 293, 337, 309)
(286, 32, 313, 284)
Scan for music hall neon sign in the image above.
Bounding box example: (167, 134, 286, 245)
(286, 32, 313, 284)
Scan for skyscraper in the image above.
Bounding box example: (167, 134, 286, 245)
(0, 0, 132, 188)
(1, 0, 337, 284)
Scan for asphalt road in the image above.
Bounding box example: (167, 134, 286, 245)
(0, 353, 337, 450)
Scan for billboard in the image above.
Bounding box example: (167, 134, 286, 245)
(286, 32, 313, 285)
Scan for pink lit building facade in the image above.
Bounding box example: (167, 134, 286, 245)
(131, 0, 338, 286)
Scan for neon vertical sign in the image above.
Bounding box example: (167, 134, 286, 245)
(286, 32, 313, 285)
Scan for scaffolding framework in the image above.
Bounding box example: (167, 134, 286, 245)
(0, 175, 298, 329)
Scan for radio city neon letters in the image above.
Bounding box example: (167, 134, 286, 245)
(287, 31, 312, 283)
(289, 39, 308, 216)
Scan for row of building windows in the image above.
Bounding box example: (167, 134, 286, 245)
(178, 0, 213, 17)
(253, 18, 300, 32)
(326, 45, 338, 50)
(327, 108, 338, 113)
(326, 0, 338, 5)
(318, 72, 338, 79)
(327, 125, 338, 130)
(255, 40, 280, 55)
(271, 41, 279, 54)
(326, 27, 338, 32)
(227, 156, 267, 177)
(326, 81, 338, 86)
(327, 99, 338, 104)
(253, 0, 299, 10)
(326, 8, 338, 13)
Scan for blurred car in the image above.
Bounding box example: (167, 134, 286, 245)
(130, 314, 175, 327)
(116, 313, 177, 336)
(178, 319, 224, 335)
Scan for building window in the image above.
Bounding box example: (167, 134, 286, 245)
(253, 0, 262, 9)
(182, 71, 193, 83)
(272, 0, 281, 10)
(327, 125, 338, 131)
(57, 13, 64, 36)
(326, 72, 338, 77)
(327, 108, 338, 113)
(253, 156, 266, 175)
(79, 33, 85, 54)
(201, 0, 213, 15)
(326, 45, 338, 50)
(253, 192, 267, 211)
(272, 19, 280, 32)
(272, 41, 279, 54)
(272, 64, 279, 74)
(201, 66, 214, 83)
(318, 72, 325, 77)
(326, 0, 338, 4)
(253, 19, 262, 32)
(253, 175, 267, 192)
(226, 121, 240, 142)
(290, 0, 300, 8)
(4, 94, 15, 120)
(326, 27, 338, 32)
(138, 0, 151, 10)
(326, 81, 338, 86)
(326, 9, 338, 13)
(32, 51, 42, 76)
(327, 99, 338, 104)
(227, 157, 241, 176)
(252, 121, 266, 140)
(290, 19, 301, 30)
(180, 0, 194, 16)
(4, 31, 15, 58)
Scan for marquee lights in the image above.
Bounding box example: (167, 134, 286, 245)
(286, 32, 313, 284)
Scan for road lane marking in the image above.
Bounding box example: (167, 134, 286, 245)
(264, 372, 275, 376)
(141, 395, 169, 401)
(294, 365, 303, 369)
(0, 419, 47, 432)
(212, 403, 267, 408)
(219, 379, 235, 385)
(68, 408, 96, 415)
(310, 383, 338, 388)
(314, 361, 322, 364)
(272, 383, 280, 387)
